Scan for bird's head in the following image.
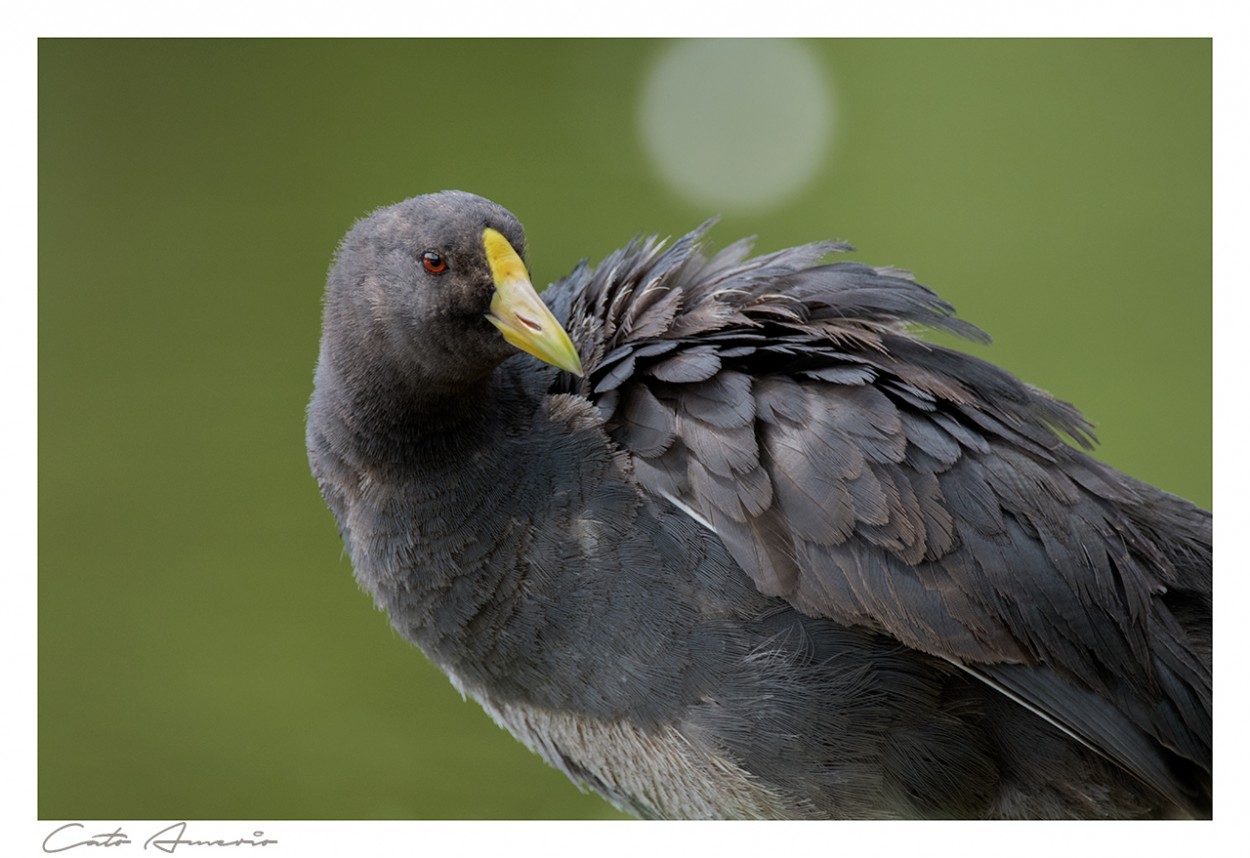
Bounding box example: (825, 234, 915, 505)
(321, 190, 583, 394)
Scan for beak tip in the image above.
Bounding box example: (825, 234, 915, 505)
(484, 228, 586, 378)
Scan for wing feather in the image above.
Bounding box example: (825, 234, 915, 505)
(545, 221, 1212, 814)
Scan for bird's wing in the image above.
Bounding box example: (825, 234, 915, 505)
(545, 225, 1212, 813)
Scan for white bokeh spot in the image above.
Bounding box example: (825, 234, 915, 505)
(638, 40, 836, 214)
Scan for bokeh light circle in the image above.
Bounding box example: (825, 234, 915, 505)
(638, 39, 836, 213)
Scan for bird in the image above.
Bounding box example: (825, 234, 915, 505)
(306, 190, 1211, 819)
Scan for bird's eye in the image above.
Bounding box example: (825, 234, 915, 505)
(421, 251, 448, 274)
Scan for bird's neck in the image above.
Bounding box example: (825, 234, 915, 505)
(308, 351, 556, 696)
(311, 342, 518, 469)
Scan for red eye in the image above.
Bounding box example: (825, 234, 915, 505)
(421, 251, 447, 274)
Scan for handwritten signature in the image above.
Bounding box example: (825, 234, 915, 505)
(43, 823, 277, 853)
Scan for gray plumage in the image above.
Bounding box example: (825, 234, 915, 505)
(306, 190, 1211, 819)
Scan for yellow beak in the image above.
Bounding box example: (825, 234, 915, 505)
(483, 227, 584, 377)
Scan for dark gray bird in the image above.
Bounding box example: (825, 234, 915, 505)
(306, 190, 1211, 819)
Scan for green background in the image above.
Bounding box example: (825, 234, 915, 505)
(39, 39, 1211, 820)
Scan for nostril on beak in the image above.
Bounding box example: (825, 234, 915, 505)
(517, 314, 543, 334)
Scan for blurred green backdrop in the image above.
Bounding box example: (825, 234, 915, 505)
(39, 39, 1211, 820)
